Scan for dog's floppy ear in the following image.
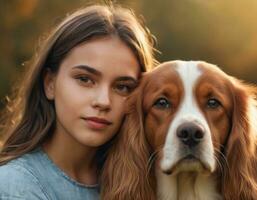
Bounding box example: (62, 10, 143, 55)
(100, 75, 155, 200)
(222, 78, 257, 199)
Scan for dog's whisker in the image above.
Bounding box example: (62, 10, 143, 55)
(147, 146, 163, 176)
(214, 147, 229, 174)
(214, 154, 224, 176)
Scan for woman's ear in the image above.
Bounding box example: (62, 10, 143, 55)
(43, 69, 56, 100)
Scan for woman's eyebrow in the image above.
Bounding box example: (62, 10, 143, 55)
(72, 65, 101, 76)
(116, 76, 138, 84)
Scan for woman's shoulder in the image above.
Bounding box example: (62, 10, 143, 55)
(0, 155, 38, 181)
(0, 148, 100, 199)
(0, 148, 45, 178)
(0, 149, 51, 199)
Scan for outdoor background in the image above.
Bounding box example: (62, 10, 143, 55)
(1, 0, 257, 109)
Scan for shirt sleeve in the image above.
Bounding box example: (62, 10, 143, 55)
(0, 164, 50, 200)
(0, 194, 48, 200)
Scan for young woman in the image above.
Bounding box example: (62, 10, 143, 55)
(0, 4, 157, 199)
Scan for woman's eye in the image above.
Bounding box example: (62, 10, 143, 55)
(115, 84, 133, 95)
(75, 76, 94, 85)
(207, 98, 221, 109)
(153, 97, 171, 109)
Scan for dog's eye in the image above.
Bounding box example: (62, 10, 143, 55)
(207, 98, 221, 108)
(153, 97, 171, 109)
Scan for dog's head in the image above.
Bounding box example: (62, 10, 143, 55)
(101, 61, 257, 199)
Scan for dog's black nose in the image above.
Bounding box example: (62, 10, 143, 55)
(176, 123, 204, 147)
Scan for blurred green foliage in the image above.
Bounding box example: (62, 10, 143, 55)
(1, 0, 257, 108)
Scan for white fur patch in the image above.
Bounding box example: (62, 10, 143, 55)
(158, 61, 218, 200)
(161, 61, 215, 173)
(156, 169, 221, 200)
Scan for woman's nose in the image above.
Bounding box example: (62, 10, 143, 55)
(91, 86, 111, 111)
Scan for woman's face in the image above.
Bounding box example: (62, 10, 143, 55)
(44, 36, 140, 148)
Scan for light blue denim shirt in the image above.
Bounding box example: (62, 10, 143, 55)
(0, 148, 99, 200)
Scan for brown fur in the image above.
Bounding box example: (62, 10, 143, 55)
(222, 79, 257, 199)
(100, 83, 156, 200)
(101, 61, 257, 200)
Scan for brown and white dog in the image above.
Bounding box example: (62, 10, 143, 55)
(101, 61, 257, 200)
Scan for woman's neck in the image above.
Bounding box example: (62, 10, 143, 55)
(42, 129, 99, 185)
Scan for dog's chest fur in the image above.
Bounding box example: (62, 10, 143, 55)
(156, 170, 222, 200)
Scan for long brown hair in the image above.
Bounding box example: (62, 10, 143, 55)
(100, 80, 156, 200)
(0, 4, 157, 165)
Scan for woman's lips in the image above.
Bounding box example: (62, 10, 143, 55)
(83, 117, 112, 130)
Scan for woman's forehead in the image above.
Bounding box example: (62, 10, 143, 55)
(58, 36, 140, 78)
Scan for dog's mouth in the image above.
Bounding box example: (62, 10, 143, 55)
(183, 154, 197, 160)
(161, 154, 212, 175)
